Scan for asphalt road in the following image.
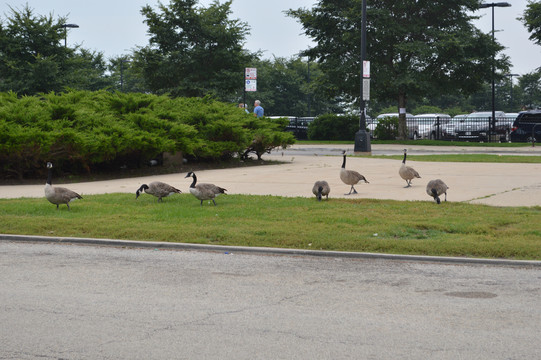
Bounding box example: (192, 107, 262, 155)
(1, 241, 540, 360)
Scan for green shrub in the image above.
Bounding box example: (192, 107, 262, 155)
(307, 114, 359, 140)
(0, 91, 295, 180)
(374, 116, 399, 140)
(242, 117, 294, 160)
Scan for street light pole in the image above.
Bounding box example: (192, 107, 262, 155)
(479, 2, 511, 141)
(60, 23, 79, 48)
(354, 0, 371, 154)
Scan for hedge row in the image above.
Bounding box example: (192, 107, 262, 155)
(0, 91, 295, 180)
(307, 114, 360, 141)
(307, 113, 399, 141)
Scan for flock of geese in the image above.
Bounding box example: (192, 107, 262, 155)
(45, 163, 227, 209)
(44, 149, 449, 210)
(327, 150, 448, 204)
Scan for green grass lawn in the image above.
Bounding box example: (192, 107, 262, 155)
(1, 193, 540, 260)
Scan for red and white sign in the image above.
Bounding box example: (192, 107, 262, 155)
(245, 67, 257, 80)
(363, 61, 370, 78)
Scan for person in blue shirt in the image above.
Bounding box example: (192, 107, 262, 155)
(253, 100, 264, 117)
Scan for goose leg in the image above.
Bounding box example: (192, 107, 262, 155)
(212, 199, 217, 206)
(200, 200, 203, 206)
(67, 203, 70, 211)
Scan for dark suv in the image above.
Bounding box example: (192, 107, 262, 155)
(510, 110, 541, 143)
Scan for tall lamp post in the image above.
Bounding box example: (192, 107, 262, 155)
(479, 2, 511, 141)
(60, 23, 79, 47)
(354, 0, 371, 154)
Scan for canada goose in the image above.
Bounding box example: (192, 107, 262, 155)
(185, 172, 227, 206)
(44, 162, 82, 210)
(136, 181, 182, 202)
(426, 179, 449, 204)
(312, 180, 330, 201)
(340, 151, 369, 195)
(399, 149, 421, 187)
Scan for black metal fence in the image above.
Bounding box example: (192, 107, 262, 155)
(283, 115, 523, 143)
(284, 117, 315, 140)
(370, 116, 516, 142)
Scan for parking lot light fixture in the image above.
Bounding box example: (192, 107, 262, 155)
(60, 23, 79, 47)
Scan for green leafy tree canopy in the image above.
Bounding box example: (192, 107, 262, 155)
(289, 0, 510, 139)
(135, 0, 256, 100)
(520, 1, 541, 47)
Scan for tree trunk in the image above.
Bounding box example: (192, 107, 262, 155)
(397, 93, 408, 140)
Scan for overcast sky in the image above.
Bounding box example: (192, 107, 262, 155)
(0, 0, 539, 78)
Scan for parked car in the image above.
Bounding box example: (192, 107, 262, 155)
(497, 113, 519, 142)
(366, 116, 378, 138)
(455, 111, 506, 141)
(374, 113, 416, 139)
(444, 114, 467, 139)
(510, 110, 541, 143)
(272, 116, 314, 139)
(414, 113, 452, 140)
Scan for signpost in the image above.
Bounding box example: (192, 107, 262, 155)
(363, 60, 370, 101)
(354, 0, 371, 154)
(244, 67, 257, 111)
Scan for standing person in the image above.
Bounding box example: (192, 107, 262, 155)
(253, 100, 264, 117)
(239, 103, 249, 114)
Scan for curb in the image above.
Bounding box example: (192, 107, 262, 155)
(2, 234, 540, 267)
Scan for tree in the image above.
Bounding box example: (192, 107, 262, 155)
(108, 56, 148, 93)
(0, 5, 113, 95)
(244, 57, 342, 117)
(520, 1, 541, 46)
(65, 49, 113, 91)
(519, 71, 541, 109)
(288, 0, 510, 139)
(135, 0, 256, 100)
(0, 5, 66, 94)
